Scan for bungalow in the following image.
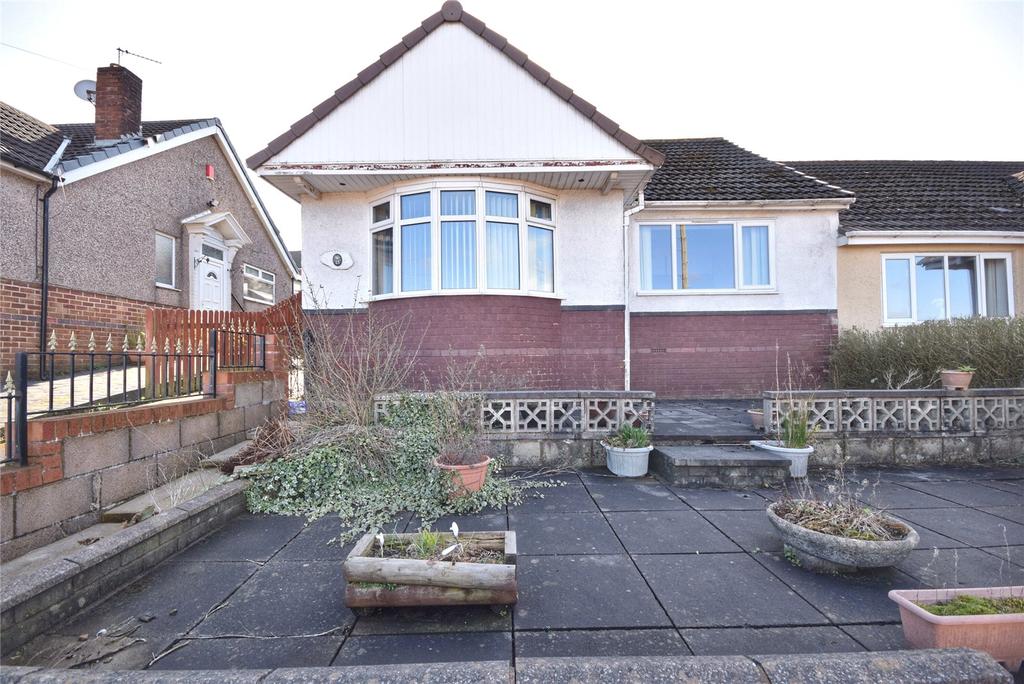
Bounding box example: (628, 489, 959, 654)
(784, 161, 1024, 330)
(248, 1, 943, 397)
(0, 64, 298, 375)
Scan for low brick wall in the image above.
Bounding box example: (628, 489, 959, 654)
(0, 339, 288, 562)
(0, 480, 247, 652)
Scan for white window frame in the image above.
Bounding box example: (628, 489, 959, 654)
(635, 220, 776, 294)
(242, 263, 276, 305)
(155, 232, 176, 289)
(366, 180, 559, 301)
(880, 252, 1015, 325)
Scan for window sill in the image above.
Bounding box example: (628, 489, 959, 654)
(635, 288, 778, 297)
(367, 290, 564, 304)
(244, 297, 275, 306)
(155, 283, 180, 292)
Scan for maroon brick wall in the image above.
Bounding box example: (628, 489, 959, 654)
(559, 307, 625, 390)
(630, 310, 838, 398)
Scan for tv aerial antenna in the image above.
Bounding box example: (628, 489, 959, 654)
(116, 47, 162, 65)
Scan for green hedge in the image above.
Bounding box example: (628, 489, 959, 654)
(830, 318, 1024, 389)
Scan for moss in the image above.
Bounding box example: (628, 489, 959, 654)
(917, 595, 1024, 616)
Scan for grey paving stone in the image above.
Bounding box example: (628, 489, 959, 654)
(980, 506, 1024, 525)
(605, 510, 742, 554)
(898, 547, 1024, 587)
(980, 545, 1024, 567)
(754, 552, 917, 623)
(508, 512, 623, 555)
(757, 647, 1014, 684)
(514, 555, 670, 630)
(670, 488, 769, 511)
(267, 661, 511, 683)
(635, 553, 828, 628)
(511, 484, 600, 514)
(516, 654, 765, 683)
(273, 516, 355, 561)
(840, 623, 907, 651)
(332, 631, 512, 666)
(576, 469, 661, 486)
(194, 560, 354, 637)
(885, 513, 969, 549)
(515, 628, 690, 658)
(899, 480, 1024, 507)
(680, 625, 864, 655)
(585, 481, 688, 511)
(853, 482, 961, 509)
(404, 512, 508, 534)
(149, 635, 344, 669)
(977, 479, 1024, 494)
(505, 471, 582, 486)
(351, 605, 510, 635)
(895, 507, 1024, 546)
(700, 510, 783, 552)
(172, 514, 306, 562)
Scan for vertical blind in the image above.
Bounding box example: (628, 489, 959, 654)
(401, 192, 431, 219)
(441, 190, 475, 216)
(442, 221, 477, 289)
(401, 222, 431, 291)
(486, 191, 519, 218)
(528, 226, 554, 291)
(742, 225, 770, 286)
(373, 229, 394, 295)
(985, 259, 1009, 317)
(487, 222, 519, 289)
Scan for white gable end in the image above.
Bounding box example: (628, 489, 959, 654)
(269, 24, 643, 165)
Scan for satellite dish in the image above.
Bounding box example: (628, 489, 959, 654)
(74, 80, 96, 104)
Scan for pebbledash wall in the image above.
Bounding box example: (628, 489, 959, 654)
(302, 190, 839, 397)
(0, 336, 288, 562)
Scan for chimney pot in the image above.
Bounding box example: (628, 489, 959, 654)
(94, 64, 142, 142)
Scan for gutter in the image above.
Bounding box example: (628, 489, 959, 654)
(621, 192, 646, 391)
(38, 176, 60, 377)
(643, 197, 855, 210)
(840, 230, 1024, 246)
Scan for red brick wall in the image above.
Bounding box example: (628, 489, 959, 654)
(0, 278, 179, 376)
(631, 310, 838, 398)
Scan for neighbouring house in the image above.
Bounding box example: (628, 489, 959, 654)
(246, 0, 856, 398)
(783, 161, 1024, 330)
(0, 64, 298, 376)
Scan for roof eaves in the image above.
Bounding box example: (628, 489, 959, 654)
(246, 0, 662, 170)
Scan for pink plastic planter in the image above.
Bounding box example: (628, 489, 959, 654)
(889, 586, 1024, 672)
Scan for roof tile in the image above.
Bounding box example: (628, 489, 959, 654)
(460, 11, 486, 34)
(379, 43, 407, 66)
(357, 61, 386, 85)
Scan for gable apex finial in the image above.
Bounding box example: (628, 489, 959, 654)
(441, 1, 463, 21)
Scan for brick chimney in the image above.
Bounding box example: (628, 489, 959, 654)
(94, 64, 142, 142)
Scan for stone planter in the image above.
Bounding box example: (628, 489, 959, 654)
(749, 440, 812, 478)
(434, 456, 491, 495)
(747, 409, 765, 431)
(343, 531, 518, 610)
(889, 586, 1024, 672)
(940, 370, 974, 391)
(602, 442, 653, 477)
(766, 502, 919, 573)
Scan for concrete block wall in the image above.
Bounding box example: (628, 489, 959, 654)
(0, 336, 287, 561)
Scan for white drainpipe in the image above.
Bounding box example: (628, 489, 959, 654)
(622, 191, 645, 391)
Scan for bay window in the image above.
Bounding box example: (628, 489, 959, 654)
(638, 221, 774, 292)
(882, 253, 1014, 324)
(370, 182, 556, 297)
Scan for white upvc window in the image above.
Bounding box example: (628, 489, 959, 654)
(637, 220, 775, 293)
(243, 264, 276, 305)
(881, 252, 1014, 325)
(155, 232, 176, 288)
(369, 181, 557, 299)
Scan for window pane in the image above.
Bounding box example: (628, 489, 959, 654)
(486, 221, 519, 289)
(400, 192, 430, 220)
(639, 225, 673, 290)
(155, 234, 174, 286)
(372, 201, 390, 223)
(440, 190, 475, 216)
(915, 256, 947, 320)
(373, 229, 394, 295)
(441, 221, 477, 289)
(529, 199, 552, 221)
(528, 226, 554, 292)
(485, 191, 518, 218)
(401, 222, 431, 291)
(244, 271, 274, 305)
(947, 256, 978, 318)
(202, 243, 224, 261)
(884, 259, 912, 320)
(680, 224, 735, 289)
(741, 225, 770, 286)
(984, 258, 1010, 317)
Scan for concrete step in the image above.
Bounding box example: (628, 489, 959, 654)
(199, 439, 251, 470)
(651, 444, 790, 489)
(2, 523, 125, 584)
(101, 469, 225, 523)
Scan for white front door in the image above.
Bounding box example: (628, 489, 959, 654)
(198, 241, 230, 310)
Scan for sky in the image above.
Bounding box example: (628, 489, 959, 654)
(2, 0, 1022, 250)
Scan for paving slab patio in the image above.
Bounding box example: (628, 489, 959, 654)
(3, 464, 1022, 674)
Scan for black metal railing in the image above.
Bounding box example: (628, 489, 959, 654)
(216, 329, 266, 370)
(1, 359, 26, 465)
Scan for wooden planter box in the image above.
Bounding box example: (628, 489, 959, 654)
(343, 531, 518, 609)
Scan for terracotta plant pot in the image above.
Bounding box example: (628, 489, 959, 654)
(940, 370, 974, 391)
(747, 409, 765, 431)
(434, 456, 491, 495)
(889, 586, 1024, 672)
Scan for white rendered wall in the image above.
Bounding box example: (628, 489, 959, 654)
(300, 182, 626, 309)
(271, 24, 641, 165)
(628, 208, 840, 312)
